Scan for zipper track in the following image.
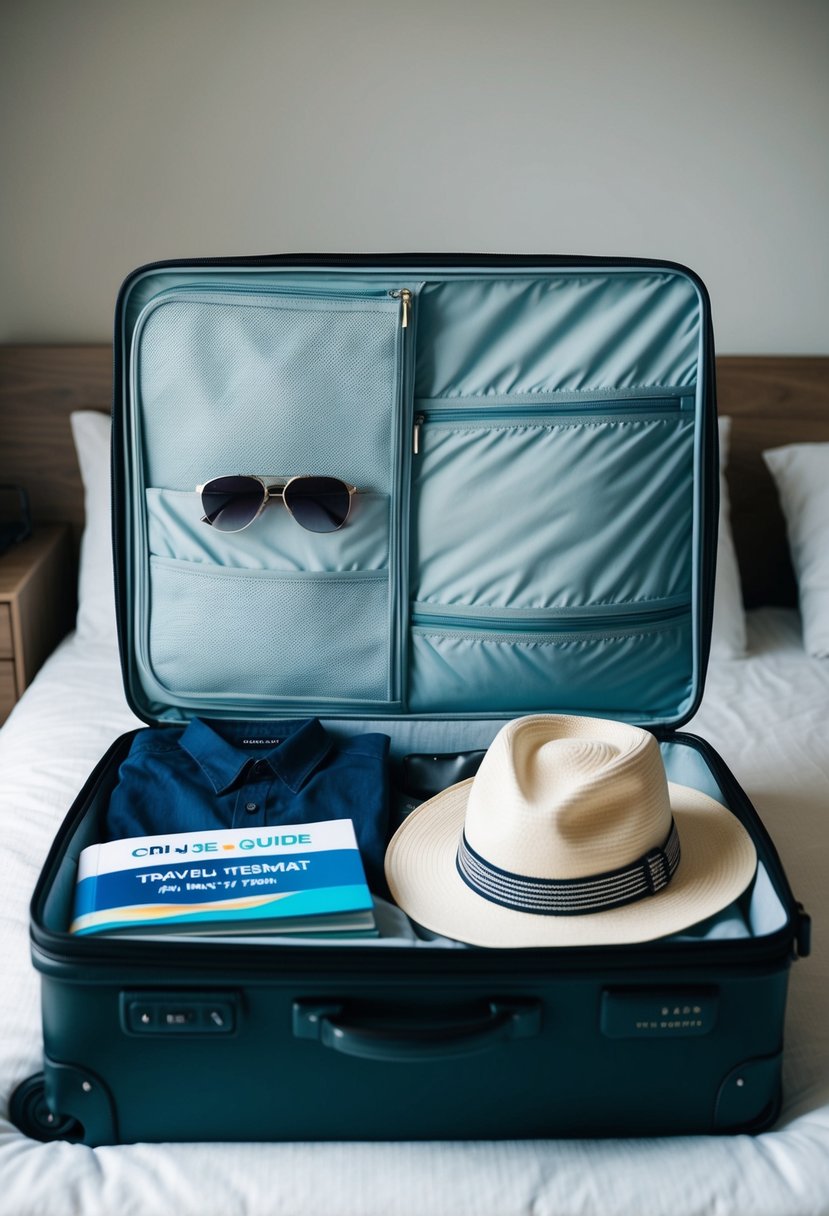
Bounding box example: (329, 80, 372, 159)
(412, 398, 691, 454)
(411, 601, 689, 638)
(146, 283, 401, 303)
(418, 398, 685, 423)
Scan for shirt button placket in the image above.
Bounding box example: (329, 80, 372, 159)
(258, 762, 275, 824)
(235, 762, 269, 828)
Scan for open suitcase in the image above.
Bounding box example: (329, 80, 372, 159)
(14, 255, 810, 1145)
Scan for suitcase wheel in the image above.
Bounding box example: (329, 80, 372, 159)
(9, 1073, 84, 1142)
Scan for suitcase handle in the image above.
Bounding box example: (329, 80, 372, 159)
(292, 998, 541, 1062)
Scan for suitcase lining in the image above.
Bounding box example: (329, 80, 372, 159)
(120, 267, 707, 725)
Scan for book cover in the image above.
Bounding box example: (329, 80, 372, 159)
(70, 818, 376, 937)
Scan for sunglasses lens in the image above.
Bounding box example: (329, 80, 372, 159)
(201, 476, 264, 532)
(284, 477, 352, 533)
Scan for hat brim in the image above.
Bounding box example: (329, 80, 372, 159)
(385, 780, 758, 947)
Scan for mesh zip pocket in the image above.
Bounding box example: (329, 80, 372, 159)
(408, 605, 693, 716)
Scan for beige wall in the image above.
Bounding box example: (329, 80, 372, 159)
(1, 0, 827, 350)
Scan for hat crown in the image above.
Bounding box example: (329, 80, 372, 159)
(465, 716, 673, 880)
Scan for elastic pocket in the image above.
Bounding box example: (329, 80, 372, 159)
(411, 399, 694, 609)
(146, 488, 391, 572)
(407, 606, 693, 716)
(146, 557, 392, 704)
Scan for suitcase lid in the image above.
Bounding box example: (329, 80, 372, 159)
(113, 255, 717, 733)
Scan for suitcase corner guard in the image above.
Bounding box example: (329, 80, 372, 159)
(11, 1060, 117, 1146)
(713, 1051, 783, 1133)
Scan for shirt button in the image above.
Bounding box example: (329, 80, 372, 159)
(245, 802, 258, 813)
(251, 761, 268, 778)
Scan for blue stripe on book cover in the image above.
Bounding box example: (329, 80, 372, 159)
(73, 885, 374, 935)
(74, 849, 367, 917)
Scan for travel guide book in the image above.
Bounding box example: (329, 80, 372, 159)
(70, 819, 376, 938)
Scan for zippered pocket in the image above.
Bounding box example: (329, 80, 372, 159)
(408, 601, 694, 715)
(410, 394, 696, 612)
(412, 394, 690, 454)
(132, 285, 411, 490)
(411, 598, 690, 632)
(130, 283, 417, 713)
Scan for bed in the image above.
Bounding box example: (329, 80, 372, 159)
(0, 348, 827, 1216)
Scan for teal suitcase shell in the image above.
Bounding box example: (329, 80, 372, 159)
(15, 255, 810, 1144)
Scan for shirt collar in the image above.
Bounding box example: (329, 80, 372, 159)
(179, 718, 333, 795)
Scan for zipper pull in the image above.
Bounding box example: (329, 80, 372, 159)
(390, 288, 412, 328)
(413, 413, 424, 455)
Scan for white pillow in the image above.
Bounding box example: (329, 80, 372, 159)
(710, 416, 747, 659)
(763, 442, 829, 658)
(70, 410, 117, 643)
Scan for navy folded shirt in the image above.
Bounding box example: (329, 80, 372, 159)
(106, 718, 391, 894)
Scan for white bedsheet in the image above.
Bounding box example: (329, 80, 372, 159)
(1, 610, 827, 1216)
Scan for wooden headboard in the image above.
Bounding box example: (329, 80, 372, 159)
(717, 357, 829, 606)
(0, 346, 111, 541)
(1, 346, 828, 608)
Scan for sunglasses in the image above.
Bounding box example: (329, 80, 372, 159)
(197, 475, 358, 534)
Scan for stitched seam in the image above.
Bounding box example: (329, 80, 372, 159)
(413, 630, 681, 646)
(426, 418, 689, 436)
(421, 385, 694, 397)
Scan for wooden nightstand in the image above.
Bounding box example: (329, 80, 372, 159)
(0, 524, 74, 724)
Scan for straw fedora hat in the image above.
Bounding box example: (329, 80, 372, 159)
(385, 715, 757, 947)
